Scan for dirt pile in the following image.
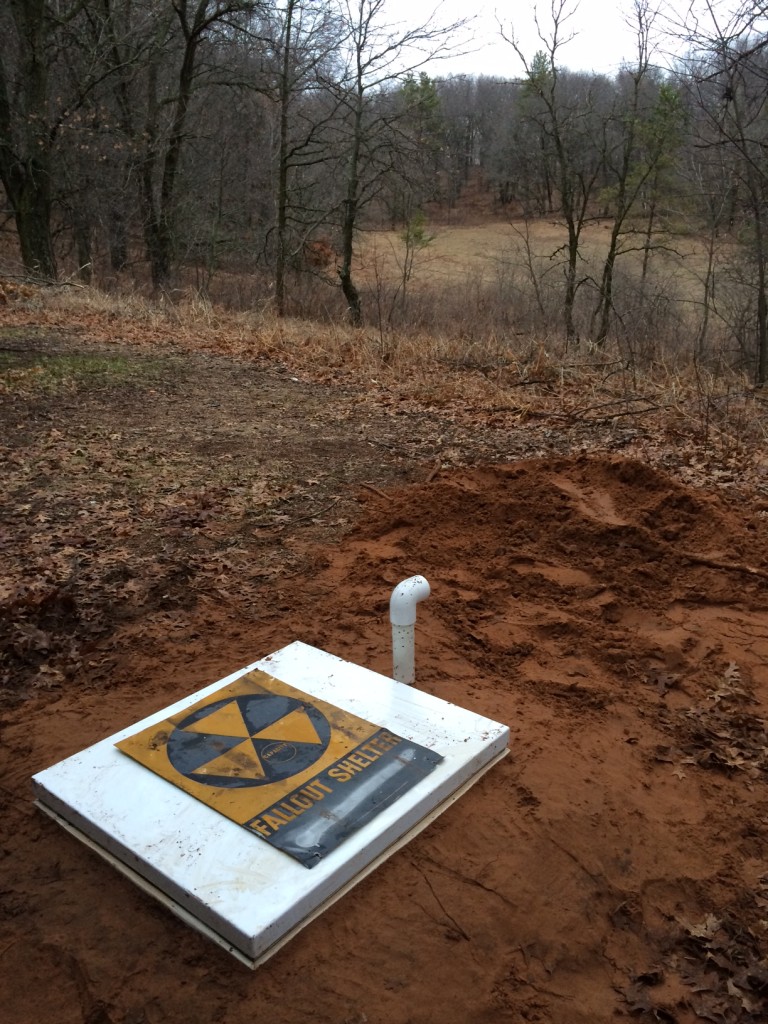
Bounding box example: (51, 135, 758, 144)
(2, 454, 768, 1024)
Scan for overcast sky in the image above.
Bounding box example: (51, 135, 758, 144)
(385, 0, 682, 79)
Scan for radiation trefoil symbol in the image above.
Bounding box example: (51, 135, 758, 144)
(166, 693, 332, 788)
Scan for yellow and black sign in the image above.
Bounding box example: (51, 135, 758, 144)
(117, 670, 443, 867)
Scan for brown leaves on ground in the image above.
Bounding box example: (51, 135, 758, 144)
(3, 301, 768, 1024)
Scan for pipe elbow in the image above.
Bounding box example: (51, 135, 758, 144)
(390, 575, 431, 626)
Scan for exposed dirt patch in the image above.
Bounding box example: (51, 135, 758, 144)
(2, 334, 768, 1024)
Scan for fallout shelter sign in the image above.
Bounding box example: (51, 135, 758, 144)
(117, 670, 443, 867)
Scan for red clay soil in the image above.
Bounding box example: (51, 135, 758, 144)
(3, 453, 768, 1023)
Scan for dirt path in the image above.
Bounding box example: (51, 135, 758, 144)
(2, 335, 768, 1024)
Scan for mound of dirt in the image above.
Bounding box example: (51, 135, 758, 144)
(2, 455, 768, 1024)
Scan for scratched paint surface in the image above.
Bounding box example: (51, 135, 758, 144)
(117, 670, 442, 866)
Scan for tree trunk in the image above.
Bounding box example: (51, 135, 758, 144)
(274, 0, 296, 317)
(593, 221, 621, 347)
(339, 80, 364, 327)
(109, 208, 128, 272)
(695, 224, 717, 359)
(755, 212, 768, 384)
(563, 225, 579, 345)
(73, 206, 92, 283)
(145, 220, 173, 291)
(339, 194, 362, 326)
(640, 190, 657, 297)
(136, 2, 209, 291)
(11, 172, 57, 280)
(0, 0, 57, 279)
(140, 140, 172, 292)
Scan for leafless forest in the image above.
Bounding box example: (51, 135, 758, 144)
(3, 1, 768, 378)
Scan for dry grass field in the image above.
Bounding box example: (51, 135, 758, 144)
(357, 218, 712, 295)
(0, 214, 731, 358)
(344, 216, 740, 366)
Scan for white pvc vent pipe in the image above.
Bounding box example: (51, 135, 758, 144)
(390, 575, 431, 685)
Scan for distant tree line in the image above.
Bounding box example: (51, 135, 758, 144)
(3, 0, 768, 377)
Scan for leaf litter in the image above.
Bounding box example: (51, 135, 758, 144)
(2, 328, 768, 1023)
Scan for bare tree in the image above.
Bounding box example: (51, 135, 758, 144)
(590, 1, 683, 346)
(503, 0, 606, 345)
(136, 1, 261, 290)
(267, 0, 345, 315)
(331, 0, 466, 325)
(679, 3, 768, 378)
(0, 0, 99, 279)
(0, 0, 264, 287)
